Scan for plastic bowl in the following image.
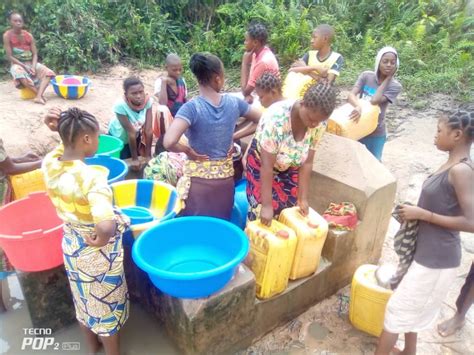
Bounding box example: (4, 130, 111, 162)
(51, 75, 91, 99)
(230, 178, 249, 229)
(85, 156, 128, 184)
(121, 206, 154, 225)
(132, 216, 249, 298)
(96, 135, 124, 158)
(111, 179, 181, 238)
(0, 193, 64, 272)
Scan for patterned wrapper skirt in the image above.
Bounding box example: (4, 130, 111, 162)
(246, 139, 299, 221)
(62, 215, 129, 336)
(177, 156, 234, 220)
(10, 62, 55, 88)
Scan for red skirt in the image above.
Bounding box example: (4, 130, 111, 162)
(245, 139, 299, 221)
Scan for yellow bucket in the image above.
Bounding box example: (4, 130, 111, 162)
(10, 169, 47, 200)
(349, 264, 393, 336)
(19, 87, 37, 100)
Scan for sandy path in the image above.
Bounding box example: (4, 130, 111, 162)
(0, 65, 161, 156)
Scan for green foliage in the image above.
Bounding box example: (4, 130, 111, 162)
(0, 0, 472, 100)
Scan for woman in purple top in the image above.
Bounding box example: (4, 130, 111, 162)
(376, 107, 474, 355)
(164, 53, 260, 220)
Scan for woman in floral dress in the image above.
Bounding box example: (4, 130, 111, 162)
(246, 82, 336, 225)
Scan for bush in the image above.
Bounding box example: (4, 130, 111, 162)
(0, 0, 472, 100)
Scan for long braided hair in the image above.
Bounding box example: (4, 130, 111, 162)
(302, 82, 337, 116)
(58, 107, 99, 147)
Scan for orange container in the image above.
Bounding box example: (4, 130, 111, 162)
(10, 169, 47, 200)
(279, 206, 329, 280)
(244, 220, 297, 299)
(0, 192, 64, 272)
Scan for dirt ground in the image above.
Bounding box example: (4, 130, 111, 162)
(0, 66, 472, 354)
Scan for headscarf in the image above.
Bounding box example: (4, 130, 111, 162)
(374, 46, 399, 82)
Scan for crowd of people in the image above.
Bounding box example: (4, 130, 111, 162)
(1, 11, 473, 355)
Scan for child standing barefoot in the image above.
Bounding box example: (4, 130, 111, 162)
(43, 108, 129, 355)
(376, 107, 474, 355)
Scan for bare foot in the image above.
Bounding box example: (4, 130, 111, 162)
(34, 97, 46, 105)
(438, 314, 466, 337)
(391, 347, 415, 355)
(42, 95, 48, 102)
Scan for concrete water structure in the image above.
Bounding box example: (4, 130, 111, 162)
(123, 133, 397, 354)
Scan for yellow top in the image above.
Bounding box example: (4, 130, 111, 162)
(42, 145, 115, 224)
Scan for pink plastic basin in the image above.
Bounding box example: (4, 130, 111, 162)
(0, 192, 64, 272)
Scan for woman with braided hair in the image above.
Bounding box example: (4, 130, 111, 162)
(234, 72, 284, 143)
(241, 22, 280, 104)
(43, 107, 129, 355)
(376, 107, 474, 355)
(246, 82, 337, 225)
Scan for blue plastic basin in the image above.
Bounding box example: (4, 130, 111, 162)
(230, 178, 249, 229)
(85, 156, 128, 184)
(132, 216, 249, 299)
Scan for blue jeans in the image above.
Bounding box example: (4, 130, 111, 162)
(359, 135, 386, 161)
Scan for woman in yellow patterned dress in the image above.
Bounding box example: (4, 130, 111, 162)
(42, 107, 129, 355)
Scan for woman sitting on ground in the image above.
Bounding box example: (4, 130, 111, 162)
(3, 12, 55, 105)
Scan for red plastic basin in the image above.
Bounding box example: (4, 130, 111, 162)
(0, 192, 64, 272)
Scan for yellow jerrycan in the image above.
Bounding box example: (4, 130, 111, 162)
(327, 100, 380, 141)
(278, 206, 329, 280)
(282, 72, 316, 100)
(349, 264, 393, 336)
(244, 219, 297, 299)
(10, 169, 47, 200)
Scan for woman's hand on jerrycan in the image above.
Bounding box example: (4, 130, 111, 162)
(297, 199, 309, 217)
(260, 203, 274, 227)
